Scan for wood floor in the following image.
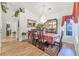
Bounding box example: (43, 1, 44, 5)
(0, 37, 49, 56)
(0, 48, 1, 55)
(0, 37, 75, 56)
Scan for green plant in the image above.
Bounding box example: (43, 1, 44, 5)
(14, 8, 23, 17)
(14, 10, 20, 17)
(36, 23, 44, 30)
(1, 2, 8, 13)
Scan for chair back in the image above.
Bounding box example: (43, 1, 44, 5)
(31, 29, 37, 33)
(54, 31, 64, 43)
(60, 31, 64, 43)
(37, 30, 44, 40)
(40, 30, 44, 41)
(56, 31, 64, 55)
(31, 29, 37, 39)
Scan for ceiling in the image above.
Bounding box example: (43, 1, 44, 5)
(7, 2, 74, 17)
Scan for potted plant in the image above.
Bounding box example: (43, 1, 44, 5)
(14, 8, 23, 17)
(1, 2, 8, 13)
(36, 23, 44, 31)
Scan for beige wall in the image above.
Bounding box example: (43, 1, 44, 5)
(0, 3, 2, 47)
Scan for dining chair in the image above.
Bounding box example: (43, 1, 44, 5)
(37, 30, 48, 51)
(31, 29, 48, 50)
(31, 29, 38, 45)
(53, 31, 64, 55)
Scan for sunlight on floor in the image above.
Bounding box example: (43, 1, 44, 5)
(58, 46, 76, 56)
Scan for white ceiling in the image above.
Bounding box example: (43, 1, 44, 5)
(7, 2, 74, 17)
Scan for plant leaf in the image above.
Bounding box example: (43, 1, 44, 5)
(1, 2, 8, 13)
(14, 10, 20, 17)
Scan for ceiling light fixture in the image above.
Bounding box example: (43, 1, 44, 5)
(39, 4, 46, 23)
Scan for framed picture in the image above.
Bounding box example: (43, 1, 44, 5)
(27, 19, 36, 27)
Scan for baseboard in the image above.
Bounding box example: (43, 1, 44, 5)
(62, 39, 74, 45)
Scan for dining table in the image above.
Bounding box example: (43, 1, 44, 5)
(34, 32, 57, 44)
(43, 33, 56, 43)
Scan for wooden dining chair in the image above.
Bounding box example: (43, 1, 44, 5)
(53, 31, 64, 55)
(31, 29, 39, 45)
(28, 31, 31, 40)
(37, 30, 48, 51)
(31, 29, 48, 50)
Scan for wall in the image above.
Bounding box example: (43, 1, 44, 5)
(0, 2, 39, 41)
(77, 17, 79, 55)
(74, 23, 79, 55)
(19, 12, 27, 41)
(0, 3, 2, 47)
(1, 3, 15, 38)
(18, 8, 39, 41)
(74, 17, 79, 55)
(20, 8, 38, 32)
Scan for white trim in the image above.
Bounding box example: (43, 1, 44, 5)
(74, 24, 79, 55)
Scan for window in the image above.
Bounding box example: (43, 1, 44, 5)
(66, 18, 73, 36)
